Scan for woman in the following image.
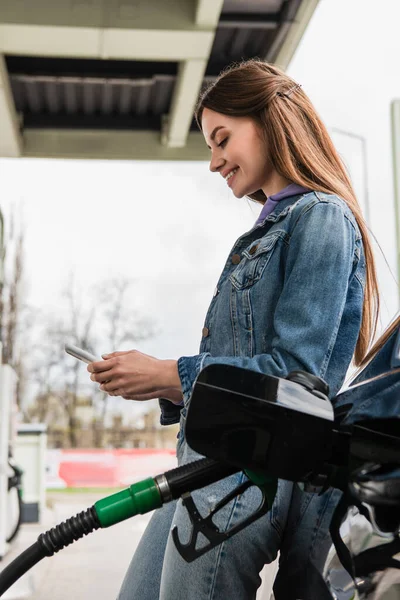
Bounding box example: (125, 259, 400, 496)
(87, 60, 380, 599)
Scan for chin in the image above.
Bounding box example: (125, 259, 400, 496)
(232, 184, 248, 199)
(238, 182, 261, 200)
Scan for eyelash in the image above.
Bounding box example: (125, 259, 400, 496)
(218, 138, 228, 148)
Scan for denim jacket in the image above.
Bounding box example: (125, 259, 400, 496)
(160, 191, 366, 426)
(334, 321, 400, 425)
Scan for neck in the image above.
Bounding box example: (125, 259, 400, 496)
(262, 174, 292, 198)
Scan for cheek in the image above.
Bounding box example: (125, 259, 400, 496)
(243, 134, 268, 173)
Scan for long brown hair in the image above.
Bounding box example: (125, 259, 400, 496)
(195, 59, 379, 366)
(359, 314, 400, 368)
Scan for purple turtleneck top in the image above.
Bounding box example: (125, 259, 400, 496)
(254, 183, 310, 226)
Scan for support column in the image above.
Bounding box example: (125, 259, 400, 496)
(0, 55, 22, 157)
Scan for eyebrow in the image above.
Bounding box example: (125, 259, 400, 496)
(206, 126, 225, 149)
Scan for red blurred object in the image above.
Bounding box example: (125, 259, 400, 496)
(54, 448, 177, 488)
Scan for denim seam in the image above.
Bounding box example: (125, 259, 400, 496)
(242, 231, 289, 260)
(262, 193, 312, 225)
(292, 195, 361, 242)
(245, 288, 254, 357)
(290, 197, 320, 232)
(308, 488, 335, 563)
(293, 494, 314, 530)
(342, 396, 374, 424)
(229, 234, 287, 291)
(314, 192, 360, 230)
(230, 286, 240, 356)
(354, 271, 365, 289)
(319, 289, 347, 380)
(208, 472, 246, 600)
(341, 383, 400, 424)
(177, 357, 190, 401)
(270, 513, 283, 537)
(198, 352, 209, 373)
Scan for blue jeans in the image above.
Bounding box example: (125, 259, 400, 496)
(117, 418, 340, 600)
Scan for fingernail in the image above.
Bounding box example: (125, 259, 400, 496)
(102, 354, 109, 359)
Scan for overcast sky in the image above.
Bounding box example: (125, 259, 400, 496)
(0, 0, 399, 416)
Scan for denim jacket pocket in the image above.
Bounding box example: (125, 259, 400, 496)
(229, 232, 284, 290)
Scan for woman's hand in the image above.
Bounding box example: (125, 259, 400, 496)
(87, 350, 181, 401)
(120, 388, 183, 404)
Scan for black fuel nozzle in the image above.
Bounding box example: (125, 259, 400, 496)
(184, 364, 335, 483)
(285, 369, 330, 399)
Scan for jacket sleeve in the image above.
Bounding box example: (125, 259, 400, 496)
(177, 201, 362, 408)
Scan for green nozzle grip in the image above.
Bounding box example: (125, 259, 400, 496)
(245, 469, 278, 509)
(95, 477, 162, 528)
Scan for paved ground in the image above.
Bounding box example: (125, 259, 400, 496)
(1, 491, 276, 600)
(2, 491, 152, 600)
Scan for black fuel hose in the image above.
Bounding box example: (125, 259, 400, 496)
(6, 462, 24, 544)
(0, 458, 237, 596)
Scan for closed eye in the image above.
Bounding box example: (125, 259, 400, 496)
(218, 138, 228, 148)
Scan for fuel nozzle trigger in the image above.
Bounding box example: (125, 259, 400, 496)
(172, 473, 276, 562)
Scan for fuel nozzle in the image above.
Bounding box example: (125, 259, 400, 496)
(184, 364, 334, 483)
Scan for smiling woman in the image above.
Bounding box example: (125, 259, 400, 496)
(87, 58, 381, 600)
(202, 111, 290, 199)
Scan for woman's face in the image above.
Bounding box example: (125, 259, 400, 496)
(201, 107, 281, 199)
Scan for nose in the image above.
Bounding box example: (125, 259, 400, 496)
(209, 153, 225, 173)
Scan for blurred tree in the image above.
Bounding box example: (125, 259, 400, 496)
(91, 277, 156, 447)
(28, 275, 156, 447)
(0, 204, 28, 408)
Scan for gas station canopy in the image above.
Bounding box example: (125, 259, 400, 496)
(0, 0, 318, 160)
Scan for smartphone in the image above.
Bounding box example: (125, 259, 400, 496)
(65, 343, 100, 364)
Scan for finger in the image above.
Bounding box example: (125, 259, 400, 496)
(102, 350, 132, 360)
(109, 389, 126, 397)
(122, 392, 157, 401)
(99, 378, 124, 393)
(87, 358, 115, 374)
(90, 371, 113, 384)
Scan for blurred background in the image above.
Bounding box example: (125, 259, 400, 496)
(0, 0, 399, 598)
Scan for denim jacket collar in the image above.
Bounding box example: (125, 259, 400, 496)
(255, 192, 309, 226)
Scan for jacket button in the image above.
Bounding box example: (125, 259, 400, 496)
(202, 327, 209, 338)
(249, 244, 258, 255)
(232, 254, 241, 265)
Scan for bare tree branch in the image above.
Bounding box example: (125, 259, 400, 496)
(27, 274, 157, 447)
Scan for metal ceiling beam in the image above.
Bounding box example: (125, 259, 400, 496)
(0, 54, 22, 157)
(0, 24, 214, 61)
(0, 0, 319, 160)
(218, 14, 278, 29)
(161, 0, 224, 149)
(161, 59, 207, 148)
(195, 0, 224, 28)
(0, 0, 197, 31)
(23, 129, 210, 161)
(270, 0, 320, 69)
(104, 28, 213, 61)
(6, 56, 179, 78)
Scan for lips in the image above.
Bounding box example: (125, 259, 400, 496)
(227, 169, 239, 188)
(222, 166, 239, 180)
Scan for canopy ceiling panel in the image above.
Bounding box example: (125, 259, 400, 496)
(0, 0, 318, 159)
